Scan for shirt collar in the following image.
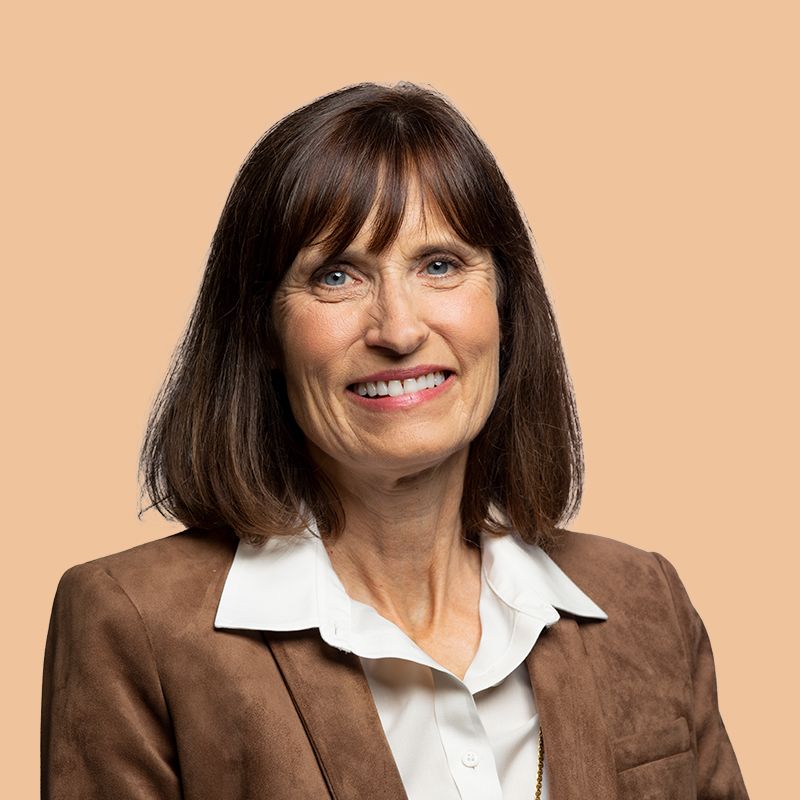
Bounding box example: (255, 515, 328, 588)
(215, 528, 606, 635)
(482, 533, 607, 621)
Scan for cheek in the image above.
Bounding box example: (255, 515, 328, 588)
(277, 306, 361, 398)
(439, 293, 500, 355)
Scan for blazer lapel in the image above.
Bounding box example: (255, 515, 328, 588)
(268, 632, 408, 800)
(526, 618, 618, 800)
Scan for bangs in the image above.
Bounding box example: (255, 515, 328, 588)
(275, 96, 513, 266)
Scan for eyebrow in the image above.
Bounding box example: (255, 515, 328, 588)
(314, 238, 486, 264)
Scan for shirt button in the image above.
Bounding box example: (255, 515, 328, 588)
(461, 750, 479, 767)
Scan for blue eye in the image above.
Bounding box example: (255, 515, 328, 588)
(322, 270, 349, 286)
(426, 260, 452, 276)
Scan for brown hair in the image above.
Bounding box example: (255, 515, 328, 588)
(141, 82, 583, 551)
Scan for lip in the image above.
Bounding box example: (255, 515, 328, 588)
(349, 365, 453, 384)
(347, 370, 454, 410)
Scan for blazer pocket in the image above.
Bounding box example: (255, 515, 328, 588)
(612, 717, 691, 773)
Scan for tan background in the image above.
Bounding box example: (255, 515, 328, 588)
(4, 0, 796, 794)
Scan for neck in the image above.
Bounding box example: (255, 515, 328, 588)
(316, 447, 483, 676)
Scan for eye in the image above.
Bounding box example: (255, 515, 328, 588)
(424, 259, 455, 276)
(320, 270, 352, 287)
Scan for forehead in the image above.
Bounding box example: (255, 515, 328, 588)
(306, 179, 469, 260)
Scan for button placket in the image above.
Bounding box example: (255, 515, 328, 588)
(432, 671, 504, 799)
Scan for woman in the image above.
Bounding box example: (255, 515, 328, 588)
(42, 83, 748, 799)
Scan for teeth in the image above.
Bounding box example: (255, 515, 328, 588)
(352, 371, 447, 399)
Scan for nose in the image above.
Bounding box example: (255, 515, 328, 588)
(364, 278, 429, 355)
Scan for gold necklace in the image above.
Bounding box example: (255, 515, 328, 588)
(534, 727, 544, 800)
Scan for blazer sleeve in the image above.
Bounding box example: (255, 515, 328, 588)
(42, 562, 182, 799)
(653, 553, 749, 800)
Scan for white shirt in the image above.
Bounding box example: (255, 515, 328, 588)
(215, 531, 606, 800)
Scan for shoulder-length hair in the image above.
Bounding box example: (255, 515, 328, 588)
(141, 82, 583, 551)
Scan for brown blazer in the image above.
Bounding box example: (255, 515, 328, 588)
(42, 529, 748, 799)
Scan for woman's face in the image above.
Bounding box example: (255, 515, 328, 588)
(272, 187, 501, 483)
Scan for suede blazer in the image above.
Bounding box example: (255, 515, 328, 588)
(42, 529, 749, 799)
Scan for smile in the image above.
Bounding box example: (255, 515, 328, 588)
(350, 371, 449, 399)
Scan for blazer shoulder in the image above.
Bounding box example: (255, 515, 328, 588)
(89, 527, 238, 570)
(56, 528, 239, 622)
(547, 530, 684, 617)
(549, 528, 664, 575)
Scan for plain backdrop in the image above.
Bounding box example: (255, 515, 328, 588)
(4, 1, 797, 795)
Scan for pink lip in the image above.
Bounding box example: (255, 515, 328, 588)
(347, 371, 454, 410)
(349, 365, 453, 384)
